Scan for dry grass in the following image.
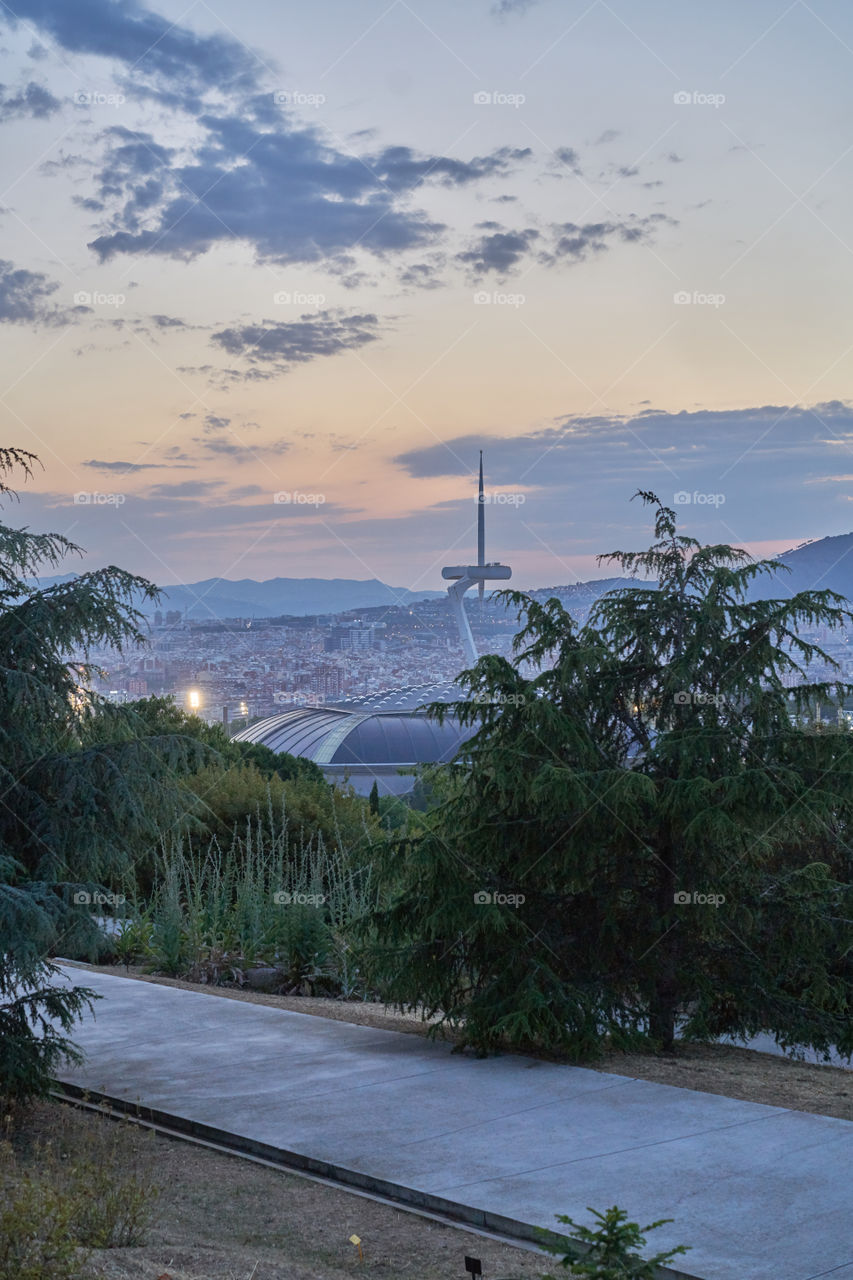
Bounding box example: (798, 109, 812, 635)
(6, 1102, 544, 1280)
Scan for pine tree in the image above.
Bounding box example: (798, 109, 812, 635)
(369, 779, 380, 816)
(0, 450, 204, 1101)
(369, 493, 853, 1058)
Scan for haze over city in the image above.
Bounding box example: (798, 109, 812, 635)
(4, 0, 853, 589)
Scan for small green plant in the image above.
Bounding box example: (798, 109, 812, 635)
(541, 1205, 689, 1278)
(112, 909, 155, 969)
(0, 1152, 86, 1280)
(0, 1101, 160, 1278)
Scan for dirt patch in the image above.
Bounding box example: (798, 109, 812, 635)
(7, 1102, 545, 1280)
(64, 961, 853, 1123)
(597, 1041, 853, 1122)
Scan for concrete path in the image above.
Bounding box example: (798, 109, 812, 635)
(55, 967, 853, 1280)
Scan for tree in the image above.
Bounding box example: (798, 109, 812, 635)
(369, 779, 380, 816)
(542, 1205, 688, 1278)
(0, 450, 204, 1101)
(369, 493, 853, 1058)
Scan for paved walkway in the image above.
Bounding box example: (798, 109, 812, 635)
(55, 967, 853, 1280)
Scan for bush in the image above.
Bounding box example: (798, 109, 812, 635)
(0, 1101, 159, 1278)
(541, 1205, 689, 1278)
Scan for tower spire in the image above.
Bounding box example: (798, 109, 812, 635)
(477, 450, 485, 604)
(441, 452, 511, 666)
(477, 450, 485, 567)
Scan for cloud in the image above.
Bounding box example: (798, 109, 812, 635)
(398, 261, 445, 291)
(456, 214, 672, 276)
(0, 259, 83, 325)
(196, 435, 291, 462)
(210, 311, 382, 377)
(150, 313, 188, 329)
(457, 226, 541, 276)
(394, 403, 853, 551)
(84, 114, 527, 267)
(0, 80, 61, 120)
(202, 413, 231, 432)
(491, 0, 539, 15)
(550, 146, 582, 174)
(546, 213, 672, 263)
(82, 458, 162, 472)
(6, 0, 259, 104)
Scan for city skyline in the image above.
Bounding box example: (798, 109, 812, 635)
(3, 0, 853, 588)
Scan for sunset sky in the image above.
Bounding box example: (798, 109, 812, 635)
(3, 0, 853, 589)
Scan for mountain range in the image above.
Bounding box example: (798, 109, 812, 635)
(29, 533, 853, 621)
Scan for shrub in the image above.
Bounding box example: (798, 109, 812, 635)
(541, 1205, 689, 1279)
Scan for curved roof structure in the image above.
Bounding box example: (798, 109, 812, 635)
(233, 703, 471, 770)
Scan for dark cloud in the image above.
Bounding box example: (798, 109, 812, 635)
(6, 0, 260, 104)
(147, 479, 221, 499)
(595, 129, 621, 145)
(150, 313, 188, 329)
(0, 80, 61, 120)
(456, 213, 672, 276)
(398, 261, 444, 291)
(547, 213, 672, 263)
(85, 114, 526, 267)
(456, 226, 540, 276)
(0, 259, 82, 325)
(210, 311, 382, 377)
(551, 146, 582, 173)
(86, 112, 451, 264)
(203, 414, 231, 431)
(366, 144, 531, 191)
(82, 458, 160, 472)
(491, 0, 539, 15)
(197, 436, 291, 462)
(394, 403, 853, 549)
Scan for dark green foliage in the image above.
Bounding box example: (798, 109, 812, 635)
(369, 493, 853, 1058)
(542, 1205, 689, 1278)
(0, 450, 204, 1102)
(121, 695, 323, 783)
(369, 779, 380, 815)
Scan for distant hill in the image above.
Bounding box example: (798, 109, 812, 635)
(28, 534, 853, 623)
(749, 533, 853, 600)
(30, 574, 444, 619)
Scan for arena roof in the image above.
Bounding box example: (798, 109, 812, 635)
(232, 700, 472, 770)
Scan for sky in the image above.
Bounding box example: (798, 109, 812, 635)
(2, 0, 853, 590)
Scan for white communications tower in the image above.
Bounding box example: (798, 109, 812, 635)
(441, 452, 512, 666)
